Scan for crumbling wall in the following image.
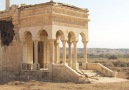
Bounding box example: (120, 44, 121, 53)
(0, 41, 21, 81)
(0, 20, 15, 46)
(0, 20, 21, 72)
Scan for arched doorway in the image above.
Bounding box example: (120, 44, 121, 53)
(67, 32, 76, 68)
(38, 30, 48, 68)
(78, 32, 87, 69)
(55, 30, 65, 64)
(22, 31, 34, 70)
(25, 32, 33, 64)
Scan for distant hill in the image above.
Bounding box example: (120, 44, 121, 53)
(60, 48, 129, 58)
(77, 48, 129, 58)
(61, 48, 129, 55)
(87, 48, 129, 55)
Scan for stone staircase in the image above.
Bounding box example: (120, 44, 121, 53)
(76, 69, 107, 83)
(79, 70, 105, 83)
(78, 70, 127, 83)
(81, 70, 104, 78)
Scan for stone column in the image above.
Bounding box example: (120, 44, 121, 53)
(55, 40, 59, 64)
(22, 41, 27, 63)
(68, 41, 72, 67)
(21, 40, 28, 70)
(49, 39, 55, 64)
(82, 41, 88, 69)
(48, 39, 55, 73)
(62, 40, 67, 64)
(46, 40, 50, 68)
(33, 41, 39, 70)
(43, 40, 47, 68)
(73, 41, 79, 70)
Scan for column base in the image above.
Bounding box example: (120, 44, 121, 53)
(33, 63, 40, 71)
(22, 63, 33, 70)
(48, 62, 54, 72)
(48, 62, 54, 80)
(72, 62, 79, 70)
(82, 63, 88, 70)
(43, 63, 48, 68)
(68, 61, 72, 67)
(62, 62, 68, 66)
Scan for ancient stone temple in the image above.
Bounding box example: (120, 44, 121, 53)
(0, 0, 116, 82)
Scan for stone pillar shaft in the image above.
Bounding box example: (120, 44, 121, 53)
(72, 41, 79, 70)
(46, 41, 50, 67)
(55, 41, 59, 64)
(49, 40, 55, 64)
(23, 41, 27, 63)
(83, 42, 88, 63)
(62, 40, 66, 64)
(34, 41, 38, 64)
(43, 41, 47, 68)
(68, 42, 72, 67)
(73, 41, 77, 63)
(82, 41, 88, 69)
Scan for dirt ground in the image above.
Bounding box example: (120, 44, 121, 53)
(0, 80, 129, 90)
(0, 58, 129, 90)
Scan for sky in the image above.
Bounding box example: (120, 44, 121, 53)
(0, 0, 129, 48)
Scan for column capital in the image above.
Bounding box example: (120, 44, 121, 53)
(49, 39, 55, 45)
(56, 40, 59, 44)
(62, 40, 67, 45)
(67, 39, 72, 43)
(67, 41, 72, 45)
(33, 40, 39, 43)
(62, 40, 67, 42)
(82, 41, 88, 44)
(73, 41, 78, 44)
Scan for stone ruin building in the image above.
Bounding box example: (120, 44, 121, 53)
(0, 0, 117, 83)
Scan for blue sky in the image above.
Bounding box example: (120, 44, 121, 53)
(0, 0, 129, 48)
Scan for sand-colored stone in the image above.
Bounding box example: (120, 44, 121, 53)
(0, 1, 118, 83)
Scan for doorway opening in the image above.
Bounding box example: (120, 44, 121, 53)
(38, 41, 44, 68)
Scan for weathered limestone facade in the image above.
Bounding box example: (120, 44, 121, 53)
(0, 1, 116, 82)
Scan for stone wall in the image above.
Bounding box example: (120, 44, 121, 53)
(0, 70, 51, 82)
(1, 42, 21, 72)
(86, 63, 117, 77)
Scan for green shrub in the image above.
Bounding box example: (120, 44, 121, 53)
(113, 61, 128, 67)
(108, 55, 118, 59)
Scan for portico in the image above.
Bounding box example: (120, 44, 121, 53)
(21, 27, 88, 71)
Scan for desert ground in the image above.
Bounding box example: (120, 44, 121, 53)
(0, 58, 129, 90)
(0, 80, 129, 90)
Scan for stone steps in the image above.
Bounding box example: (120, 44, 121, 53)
(81, 70, 104, 78)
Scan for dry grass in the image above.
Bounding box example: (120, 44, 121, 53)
(0, 80, 129, 90)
